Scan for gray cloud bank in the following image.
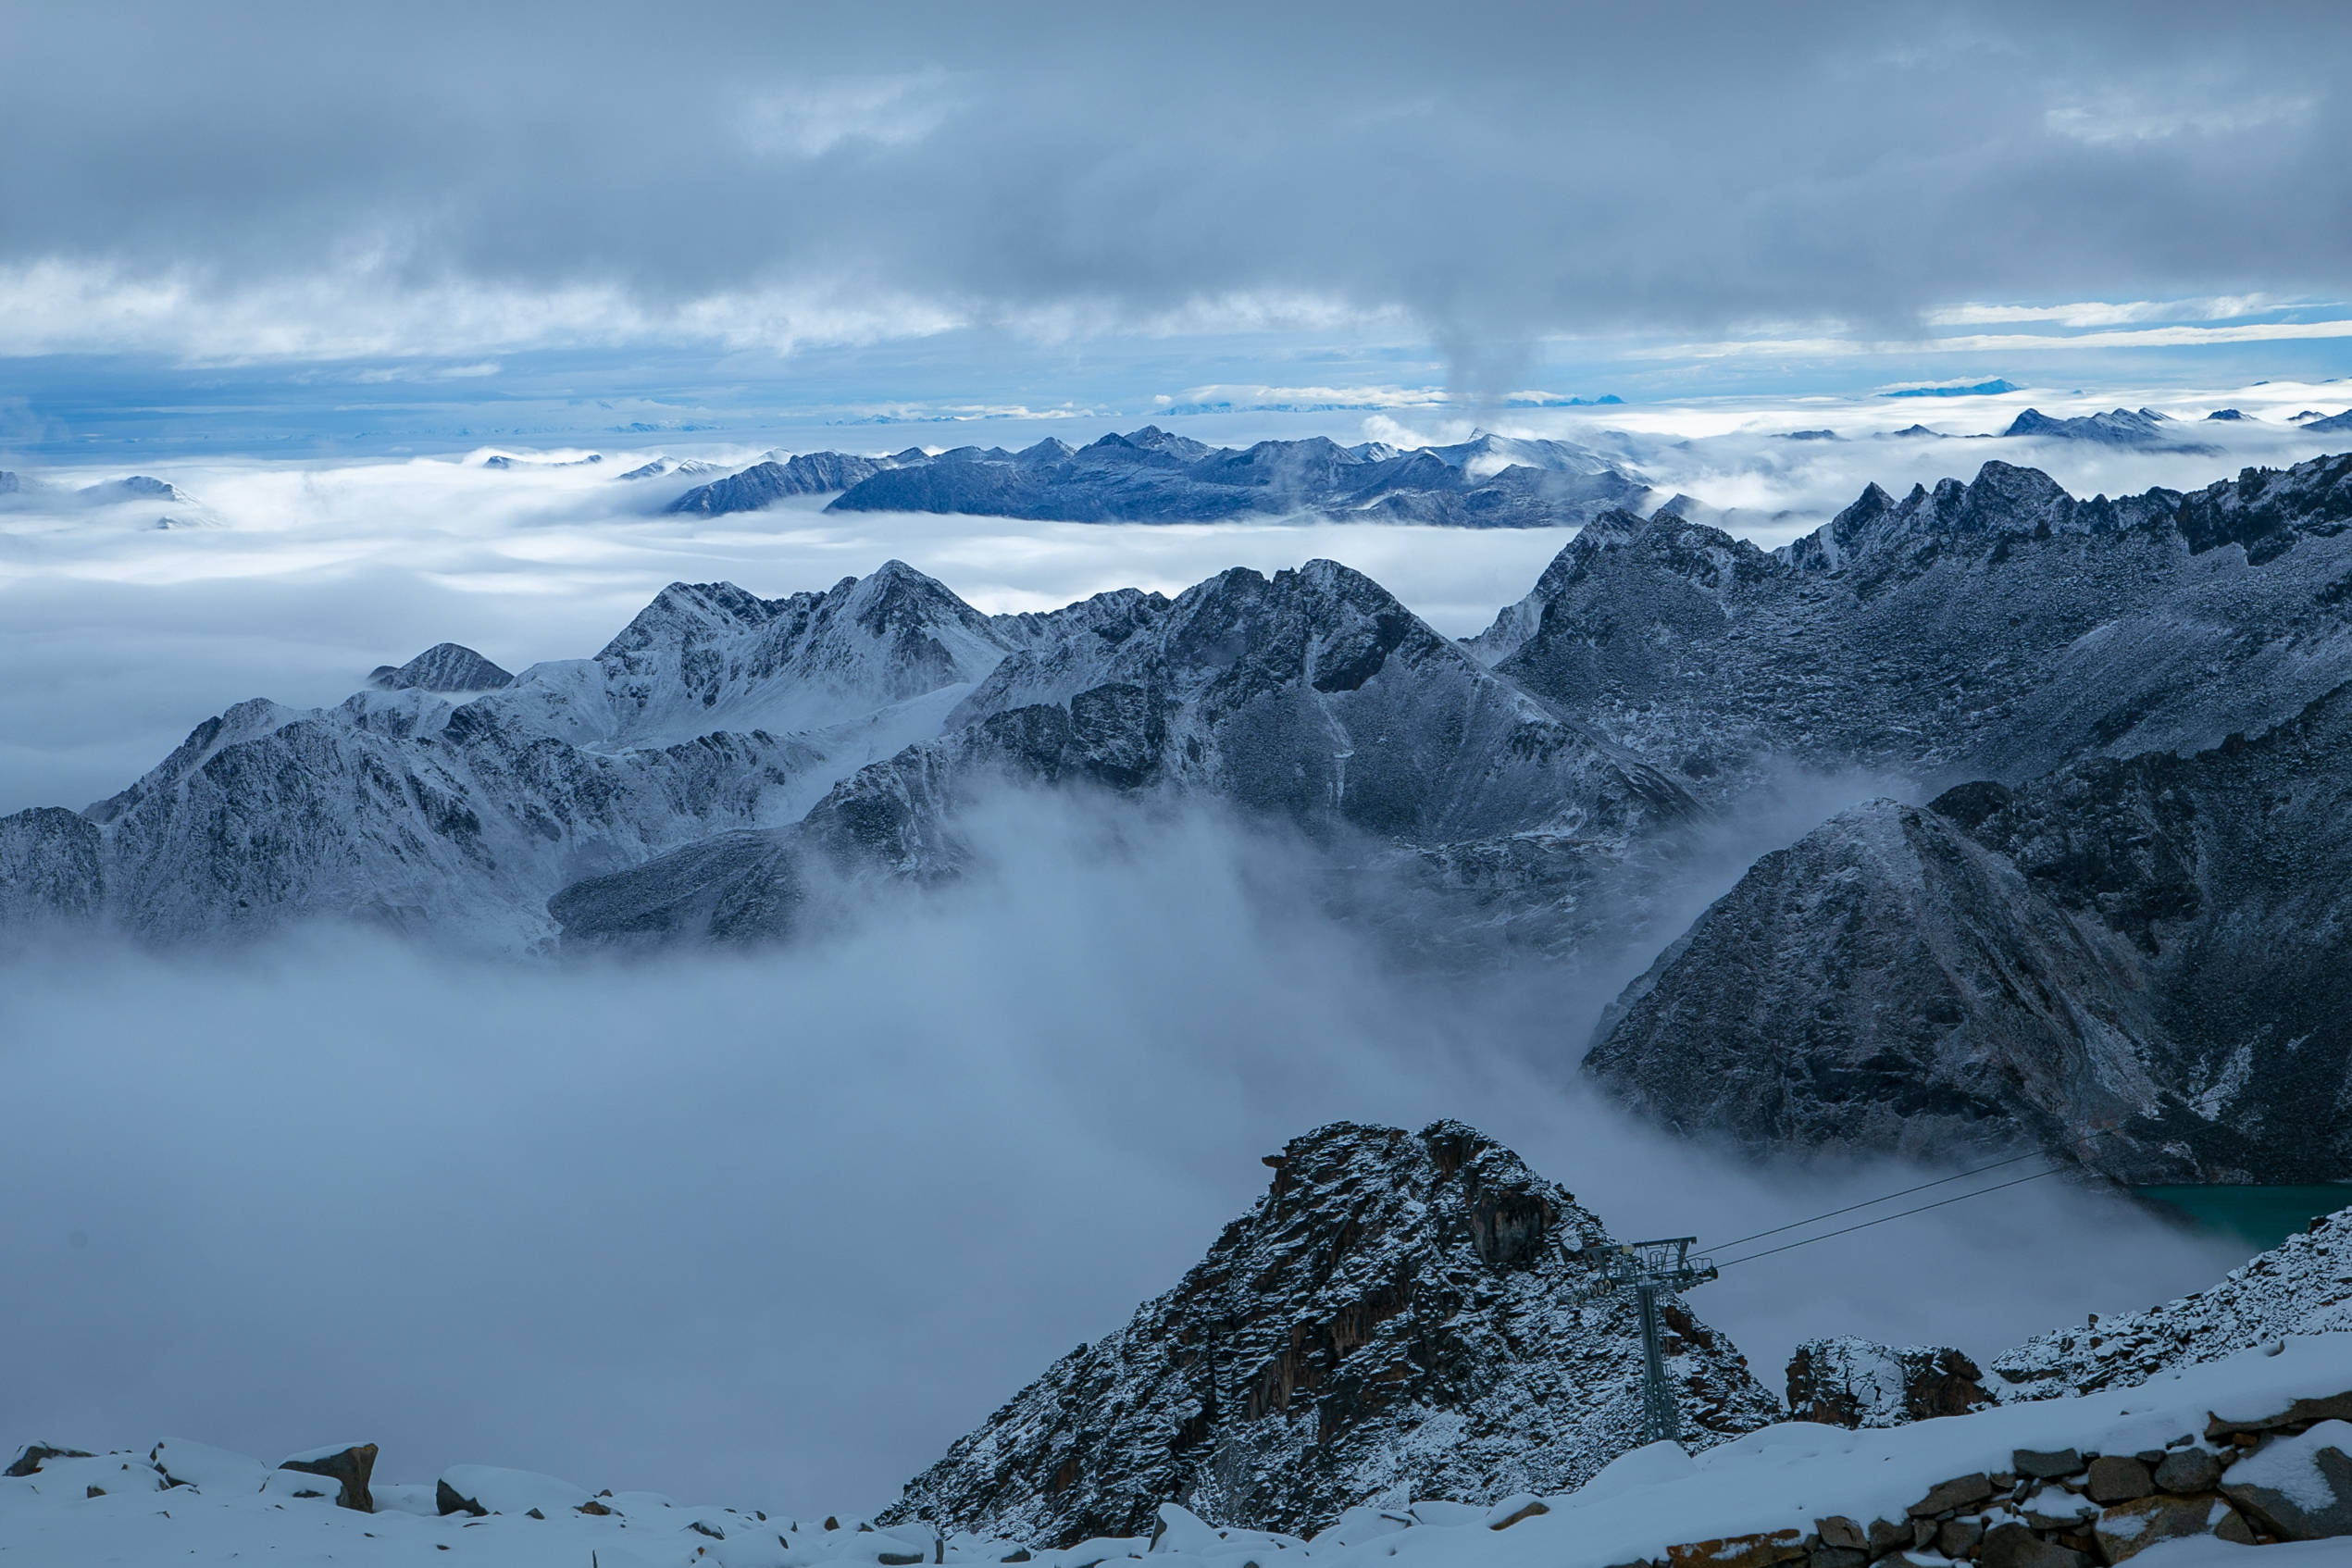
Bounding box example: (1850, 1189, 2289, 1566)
(0, 799, 2237, 1512)
(5, 2, 2349, 365)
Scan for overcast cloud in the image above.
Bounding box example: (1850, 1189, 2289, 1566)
(4, 1, 2348, 378)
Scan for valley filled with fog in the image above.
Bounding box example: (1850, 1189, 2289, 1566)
(8, 400, 2321, 1506)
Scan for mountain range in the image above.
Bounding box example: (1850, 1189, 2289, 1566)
(664, 428, 1650, 527)
(6, 449, 2352, 1181)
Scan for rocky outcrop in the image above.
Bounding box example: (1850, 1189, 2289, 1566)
(1989, 1208, 2352, 1402)
(1786, 1338, 1992, 1429)
(1584, 674, 2352, 1181)
(881, 1120, 1780, 1545)
(279, 1443, 377, 1512)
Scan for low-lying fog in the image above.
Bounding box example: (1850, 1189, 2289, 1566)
(2, 800, 2241, 1514)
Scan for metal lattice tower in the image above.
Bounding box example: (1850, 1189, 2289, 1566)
(1597, 1236, 1718, 1446)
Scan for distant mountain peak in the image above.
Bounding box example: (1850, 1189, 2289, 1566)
(367, 643, 515, 692)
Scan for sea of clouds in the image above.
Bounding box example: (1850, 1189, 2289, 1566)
(0, 798, 2243, 1514)
(6, 377, 2346, 817)
(0, 386, 2329, 1511)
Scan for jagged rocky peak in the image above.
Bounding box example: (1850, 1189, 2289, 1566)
(367, 643, 516, 692)
(882, 1120, 1779, 1547)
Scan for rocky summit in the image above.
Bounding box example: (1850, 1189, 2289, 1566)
(881, 1120, 1779, 1545)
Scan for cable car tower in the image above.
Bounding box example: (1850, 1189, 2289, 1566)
(1597, 1236, 1717, 1445)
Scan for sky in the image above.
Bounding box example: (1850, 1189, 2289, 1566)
(2, 0, 2347, 1521)
(1, 0, 2348, 453)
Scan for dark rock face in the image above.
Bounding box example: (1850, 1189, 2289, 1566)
(1786, 1337, 1991, 1428)
(881, 1121, 1779, 1546)
(1584, 673, 2352, 1181)
(368, 643, 515, 692)
(661, 428, 1651, 528)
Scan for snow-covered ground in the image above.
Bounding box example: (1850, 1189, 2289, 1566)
(12, 1334, 2352, 1567)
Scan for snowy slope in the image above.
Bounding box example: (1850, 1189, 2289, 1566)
(12, 1335, 2352, 1566)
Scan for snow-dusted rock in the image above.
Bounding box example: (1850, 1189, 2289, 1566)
(1785, 1338, 1991, 1429)
(2002, 407, 2214, 448)
(666, 450, 912, 514)
(2221, 1419, 2352, 1540)
(1990, 1209, 2352, 1401)
(0, 807, 103, 927)
(1488, 454, 2352, 800)
(880, 1120, 1779, 1545)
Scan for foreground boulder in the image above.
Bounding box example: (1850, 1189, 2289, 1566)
(278, 1442, 376, 1512)
(883, 1120, 1779, 1544)
(1786, 1337, 1992, 1428)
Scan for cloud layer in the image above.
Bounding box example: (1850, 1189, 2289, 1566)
(0, 801, 2240, 1511)
(4, 2, 2348, 374)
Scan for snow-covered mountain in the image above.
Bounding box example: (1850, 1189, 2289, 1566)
(8, 449, 2352, 1183)
(1477, 454, 2352, 801)
(659, 428, 1650, 527)
(881, 1120, 1779, 1544)
(547, 558, 1688, 948)
(0, 563, 1147, 950)
(2002, 406, 2218, 448)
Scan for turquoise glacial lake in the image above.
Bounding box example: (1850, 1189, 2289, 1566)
(2134, 1185, 2352, 1252)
